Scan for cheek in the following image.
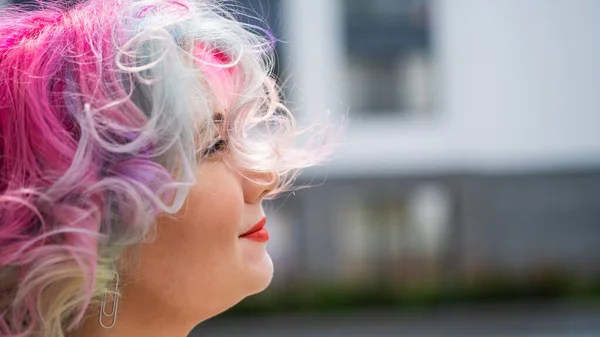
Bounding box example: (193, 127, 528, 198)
(132, 171, 246, 315)
(171, 175, 244, 277)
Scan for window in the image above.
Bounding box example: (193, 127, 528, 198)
(344, 0, 434, 115)
(334, 183, 452, 283)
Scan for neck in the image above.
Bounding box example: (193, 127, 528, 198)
(69, 281, 205, 337)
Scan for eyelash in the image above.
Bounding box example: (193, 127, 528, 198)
(202, 138, 228, 157)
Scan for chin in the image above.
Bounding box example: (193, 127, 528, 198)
(192, 256, 274, 320)
(245, 252, 274, 296)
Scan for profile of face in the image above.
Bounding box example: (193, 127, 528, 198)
(79, 18, 288, 337)
(109, 42, 281, 330)
(86, 37, 282, 337)
(123, 139, 280, 325)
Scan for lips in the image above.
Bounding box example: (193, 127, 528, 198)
(239, 217, 269, 242)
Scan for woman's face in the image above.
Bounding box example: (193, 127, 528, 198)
(118, 154, 279, 326)
(87, 49, 280, 334)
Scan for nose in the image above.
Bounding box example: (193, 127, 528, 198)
(242, 170, 280, 204)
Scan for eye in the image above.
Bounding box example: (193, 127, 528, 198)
(202, 138, 228, 157)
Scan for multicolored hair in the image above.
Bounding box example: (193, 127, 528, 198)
(0, 0, 334, 336)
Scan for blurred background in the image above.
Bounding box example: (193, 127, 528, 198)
(8, 0, 600, 335)
(194, 0, 600, 336)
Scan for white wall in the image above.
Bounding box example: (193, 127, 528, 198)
(284, 0, 600, 177)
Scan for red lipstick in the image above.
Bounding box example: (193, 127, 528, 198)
(239, 217, 269, 242)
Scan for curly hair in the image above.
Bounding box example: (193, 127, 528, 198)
(0, 0, 334, 336)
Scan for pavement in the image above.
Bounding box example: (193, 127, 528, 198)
(190, 302, 600, 337)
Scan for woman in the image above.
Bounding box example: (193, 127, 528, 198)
(0, 0, 335, 336)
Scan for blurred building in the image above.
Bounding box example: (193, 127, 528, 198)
(259, 0, 600, 288)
